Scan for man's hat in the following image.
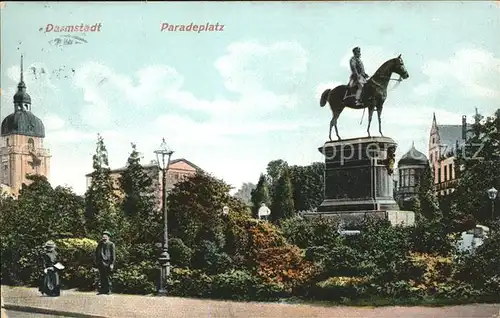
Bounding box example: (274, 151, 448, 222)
(102, 230, 112, 237)
(352, 47, 361, 53)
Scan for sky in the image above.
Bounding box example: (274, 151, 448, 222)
(1, 1, 499, 195)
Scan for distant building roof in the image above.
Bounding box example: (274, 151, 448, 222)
(85, 158, 202, 177)
(436, 124, 474, 156)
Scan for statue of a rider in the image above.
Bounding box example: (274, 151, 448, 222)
(349, 47, 369, 106)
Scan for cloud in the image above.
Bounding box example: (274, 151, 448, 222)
(215, 41, 308, 94)
(44, 114, 65, 130)
(71, 41, 309, 127)
(152, 114, 321, 147)
(414, 48, 500, 99)
(2, 62, 62, 115)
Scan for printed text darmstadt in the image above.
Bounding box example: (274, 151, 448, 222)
(44, 23, 103, 33)
(160, 22, 224, 33)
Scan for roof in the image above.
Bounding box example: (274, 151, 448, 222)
(436, 124, 474, 155)
(85, 158, 203, 177)
(398, 143, 428, 166)
(1, 111, 45, 138)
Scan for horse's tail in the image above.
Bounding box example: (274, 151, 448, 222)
(320, 89, 331, 107)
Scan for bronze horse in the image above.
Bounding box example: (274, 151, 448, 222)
(320, 55, 409, 141)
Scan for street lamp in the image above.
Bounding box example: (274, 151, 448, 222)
(487, 187, 498, 221)
(154, 138, 174, 296)
(222, 206, 229, 216)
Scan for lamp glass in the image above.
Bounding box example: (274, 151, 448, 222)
(487, 187, 498, 200)
(154, 138, 174, 169)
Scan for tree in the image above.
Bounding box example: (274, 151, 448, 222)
(85, 134, 119, 235)
(233, 182, 256, 207)
(270, 167, 295, 223)
(414, 165, 442, 222)
(118, 143, 160, 243)
(51, 185, 87, 237)
(454, 109, 500, 227)
(266, 159, 289, 199)
(250, 174, 270, 218)
(289, 162, 325, 212)
(167, 171, 249, 248)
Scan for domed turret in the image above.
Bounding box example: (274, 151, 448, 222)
(1, 55, 45, 138)
(398, 142, 428, 167)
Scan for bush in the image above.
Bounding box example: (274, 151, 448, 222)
(55, 238, 98, 291)
(254, 245, 318, 290)
(212, 270, 287, 301)
(305, 244, 369, 278)
(168, 268, 213, 298)
(306, 276, 369, 301)
(405, 253, 453, 289)
(113, 261, 157, 295)
(453, 228, 500, 298)
(191, 240, 234, 275)
(280, 217, 315, 248)
(410, 221, 456, 255)
(169, 238, 193, 268)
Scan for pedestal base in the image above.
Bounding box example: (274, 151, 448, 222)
(316, 136, 408, 225)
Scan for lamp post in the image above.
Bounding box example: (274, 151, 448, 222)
(487, 187, 498, 221)
(154, 138, 174, 296)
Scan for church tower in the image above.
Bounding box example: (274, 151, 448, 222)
(0, 55, 51, 196)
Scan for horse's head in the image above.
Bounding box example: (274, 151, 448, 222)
(392, 54, 409, 79)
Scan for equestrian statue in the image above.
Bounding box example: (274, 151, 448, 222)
(320, 47, 409, 141)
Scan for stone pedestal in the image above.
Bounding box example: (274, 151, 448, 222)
(304, 136, 414, 226)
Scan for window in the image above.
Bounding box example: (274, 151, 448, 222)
(448, 163, 453, 179)
(6, 138, 9, 147)
(444, 165, 448, 181)
(438, 168, 442, 183)
(2, 164, 7, 182)
(28, 138, 35, 151)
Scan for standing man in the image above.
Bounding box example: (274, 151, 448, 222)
(94, 230, 116, 295)
(349, 47, 369, 106)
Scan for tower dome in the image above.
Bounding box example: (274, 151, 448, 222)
(1, 55, 45, 138)
(398, 142, 428, 167)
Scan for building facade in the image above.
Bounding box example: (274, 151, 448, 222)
(85, 158, 202, 202)
(428, 112, 472, 197)
(0, 56, 51, 196)
(395, 143, 429, 206)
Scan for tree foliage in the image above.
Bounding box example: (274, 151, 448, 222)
(289, 162, 325, 212)
(415, 165, 442, 222)
(167, 171, 249, 248)
(84, 134, 118, 234)
(454, 109, 500, 227)
(118, 143, 160, 243)
(250, 174, 270, 218)
(270, 167, 295, 223)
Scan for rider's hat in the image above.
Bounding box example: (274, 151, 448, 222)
(102, 230, 112, 237)
(352, 47, 361, 53)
